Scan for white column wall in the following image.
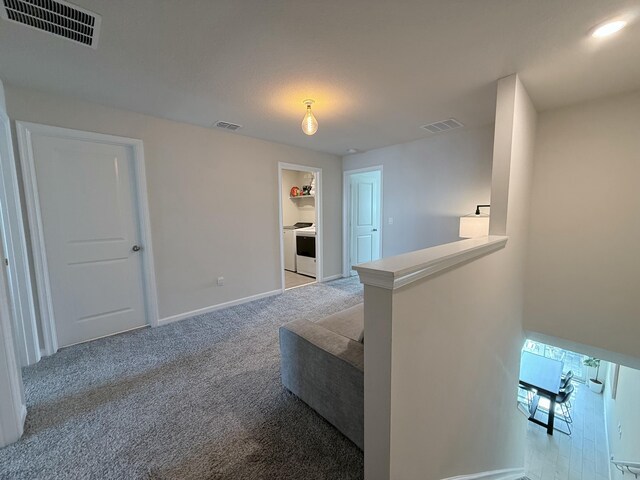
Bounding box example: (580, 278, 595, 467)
(0, 78, 26, 446)
(0, 246, 26, 447)
(359, 74, 537, 479)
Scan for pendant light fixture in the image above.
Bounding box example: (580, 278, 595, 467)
(301, 99, 318, 136)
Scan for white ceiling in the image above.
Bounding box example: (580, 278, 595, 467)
(0, 0, 639, 155)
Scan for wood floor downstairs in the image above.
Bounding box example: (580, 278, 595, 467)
(525, 382, 609, 480)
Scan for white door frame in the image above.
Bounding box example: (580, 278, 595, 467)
(277, 162, 323, 291)
(0, 109, 40, 366)
(342, 165, 383, 277)
(0, 237, 26, 448)
(16, 122, 159, 355)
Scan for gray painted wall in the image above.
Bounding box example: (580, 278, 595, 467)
(5, 85, 343, 325)
(343, 125, 494, 257)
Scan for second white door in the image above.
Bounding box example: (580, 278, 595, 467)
(349, 170, 381, 271)
(29, 131, 149, 347)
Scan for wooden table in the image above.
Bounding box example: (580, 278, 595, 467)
(519, 351, 564, 435)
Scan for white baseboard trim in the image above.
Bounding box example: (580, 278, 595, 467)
(442, 467, 525, 480)
(158, 289, 282, 327)
(322, 273, 343, 282)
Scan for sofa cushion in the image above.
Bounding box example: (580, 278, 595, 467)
(316, 303, 364, 343)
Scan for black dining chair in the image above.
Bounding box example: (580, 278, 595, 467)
(560, 370, 574, 388)
(560, 371, 574, 408)
(554, 383, 575, 435)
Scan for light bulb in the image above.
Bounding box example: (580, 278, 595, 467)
(301, 99, 318, 136)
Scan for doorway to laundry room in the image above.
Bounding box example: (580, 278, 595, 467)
(278, 163, 322, 290)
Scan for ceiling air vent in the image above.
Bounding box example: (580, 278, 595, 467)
(0, 0, 101, 48)
(214, 121, 243, 131)
(420, 118, 464, 134)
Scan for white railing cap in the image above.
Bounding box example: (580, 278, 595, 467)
(353, 236, 508, 290)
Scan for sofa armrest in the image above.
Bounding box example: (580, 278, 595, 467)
(279, 319, 364, 449)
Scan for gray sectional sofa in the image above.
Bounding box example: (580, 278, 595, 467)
(279, 303, 364, 449)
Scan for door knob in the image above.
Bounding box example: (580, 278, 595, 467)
(132, 245, 142, 252)
(372, 228, 378, 232)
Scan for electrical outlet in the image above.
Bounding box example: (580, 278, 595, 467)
(217, 277, 225, 286)
(388, 217, 394, 225)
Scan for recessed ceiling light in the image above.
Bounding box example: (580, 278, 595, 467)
(592, 20, 627, 38)
(347, 148, 358, 154)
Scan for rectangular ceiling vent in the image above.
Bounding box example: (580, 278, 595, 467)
(214, 121, 243, 131)
(420, 118, 464, 134)
(0, 0, 101, 48)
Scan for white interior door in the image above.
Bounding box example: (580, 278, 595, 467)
(30, 135, 148, 347)
(349, 171, 381, 272)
